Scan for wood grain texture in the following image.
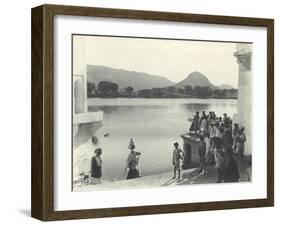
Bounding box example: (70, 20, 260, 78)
(31, 5, 44, 220)
(31, 4, 274, 221)
(266, 19, 274, 206)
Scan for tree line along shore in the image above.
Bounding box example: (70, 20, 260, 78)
(87, 81, 238, 99)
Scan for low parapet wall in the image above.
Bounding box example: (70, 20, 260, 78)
(181, 133, 201, 169)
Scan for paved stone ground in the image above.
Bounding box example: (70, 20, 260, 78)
(73, 156, 251, 191)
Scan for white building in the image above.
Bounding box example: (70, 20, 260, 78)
(234, 43, 252, 155)
(72, 37, 103, 180)
(72, 36, 103, 142)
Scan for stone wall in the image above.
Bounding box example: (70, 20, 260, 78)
(234, 44, 252, 155)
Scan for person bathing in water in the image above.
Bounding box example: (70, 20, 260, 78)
(172, 142, 184, 179)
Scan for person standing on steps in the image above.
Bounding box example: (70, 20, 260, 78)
(223, 146, 240, 183)
(91, 148, 103, 184)
(209, 121, 216, 151)
(192, 111, 200, 134)
(214, 140, 225, 183)
(236, 127, 247, 162)
(204, 132, 212, 166)
(172, 142, 184, 179)
(198, 136, 207, 174)
(125, 144, 141, 180)
(232, 123, 240, 152)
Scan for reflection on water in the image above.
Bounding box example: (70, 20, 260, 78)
(74, 98, 237, 181)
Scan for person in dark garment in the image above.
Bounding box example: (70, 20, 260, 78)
(223, 146, 240, 183)
(193, 111, 200, 134)
(91, 148, 103, 183)
(214, 140, 225, 183)
(232, 123, 240, 151)
(223, 127, 234, 148)
(125, 144, 141, 179)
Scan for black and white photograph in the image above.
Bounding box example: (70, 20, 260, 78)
(72, 35, 252, 191)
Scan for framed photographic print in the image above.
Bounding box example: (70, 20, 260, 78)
(31, 4, 274, 221)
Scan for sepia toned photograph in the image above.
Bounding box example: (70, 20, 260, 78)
(72, 34, 252, 191)
(31, 4, 274, 220)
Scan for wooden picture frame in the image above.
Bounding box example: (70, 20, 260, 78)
(31, 4, 274, 221)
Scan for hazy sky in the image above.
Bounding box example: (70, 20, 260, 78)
(73, 35, 245, 88)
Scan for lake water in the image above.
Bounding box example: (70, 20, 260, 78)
(74, 98, 237, 181)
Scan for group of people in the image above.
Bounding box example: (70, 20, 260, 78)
(89, 110, 247, 185)
(90, 137, 142, 184)
(187, 111, 247, 182)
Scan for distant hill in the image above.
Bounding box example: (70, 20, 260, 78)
(218, 84, 235, 89)
(87, 65, 174, 91)
(174, 71, 217, 89)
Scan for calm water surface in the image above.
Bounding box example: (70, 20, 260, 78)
(74, 98, 237, 181)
